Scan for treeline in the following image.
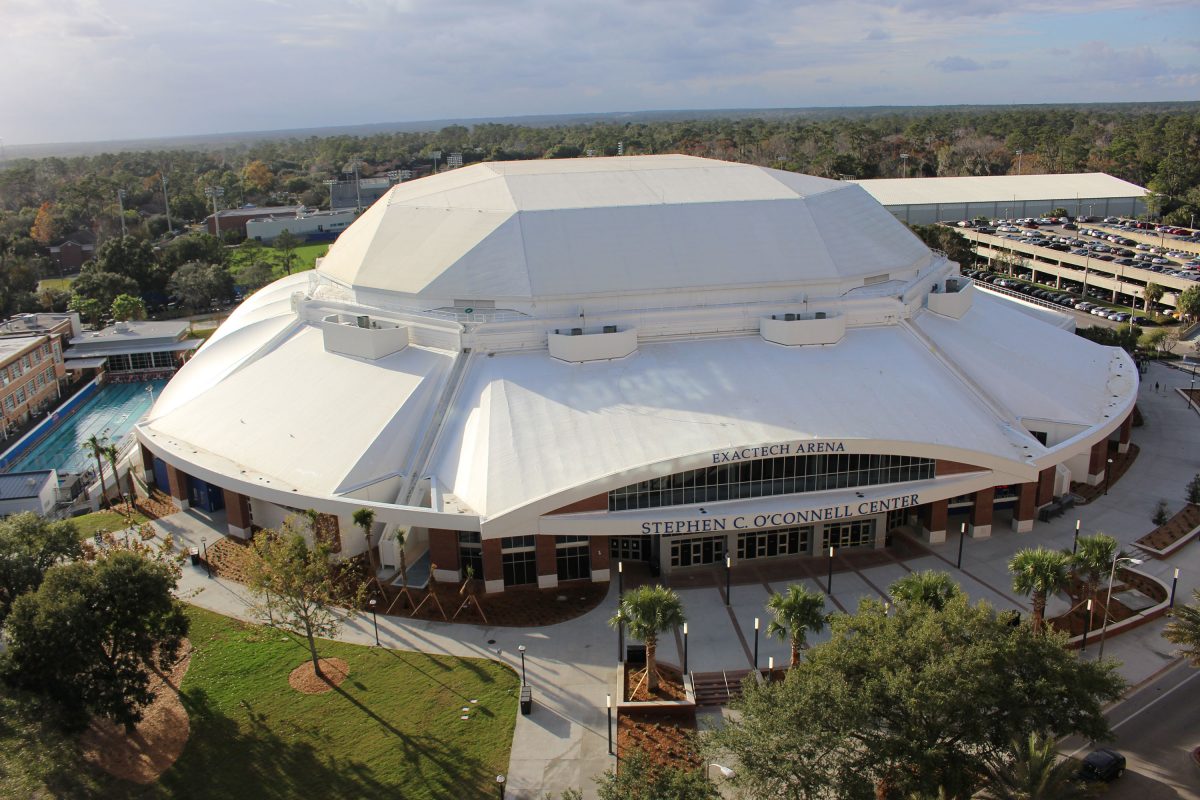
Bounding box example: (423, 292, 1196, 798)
(0, 105, 1198, 318)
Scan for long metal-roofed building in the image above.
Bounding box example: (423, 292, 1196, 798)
(134, 155, 1137, 594)
(852, 173, 1149, 226)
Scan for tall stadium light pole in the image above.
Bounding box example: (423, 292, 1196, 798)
(1097, 555, 1142, 659)
(899, 153, 909, 178)
(117, 189, 127, 236)
(204, 186, 224, 238)
(161, 173, 173, 235)
(324, 179, 337, 211)
(1015, 149, 1023, 175)
(353, 160, 362, 212)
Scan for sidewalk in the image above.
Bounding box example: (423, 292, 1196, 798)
(148, 359, 1200, 799)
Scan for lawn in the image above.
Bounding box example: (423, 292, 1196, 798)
(0, 606, 519, 799)
(38, 277, 75, 292)
(70, 508, 151, 539)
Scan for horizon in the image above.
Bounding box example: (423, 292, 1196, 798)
(3, 0, 1197, 149)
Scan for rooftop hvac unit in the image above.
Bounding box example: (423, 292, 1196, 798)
(570, 328, 583, 336)
(603, 325, 617, 334)
(784, 313, 796, 321)
(356, 315, 370, 328)
(946, 278, 959, 292)
(815, 312, 826, 319)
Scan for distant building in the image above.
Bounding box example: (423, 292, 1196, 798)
(0, 333, 67, 435)
(330, 177, 392, 211)
(48, 230, 96, 272)
(246, 209, 359, 244)
(851, 173, 1149, 226)
(203, 206, 306, 238)
(65, 320, 202, 382)
(0, 470, 59, 517)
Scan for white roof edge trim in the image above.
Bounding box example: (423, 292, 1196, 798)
(481, 437, 1037, 526)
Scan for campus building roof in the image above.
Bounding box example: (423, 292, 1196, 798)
(851, 173, 1148, 207)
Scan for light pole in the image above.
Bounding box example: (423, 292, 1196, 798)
(369, 598, 379, 646)
(1073, 519, 1081, 554)
(1080, 598, 1093, 652)
(204, 186, 225, 239)
(617, 561, 624, 663)
(161, 173, 173, 234)
(682, 622, 688, 673)
(956, 521, 965, 569)
(1097, 554, 1143, 658)
(606, 693, 613, 755)
(518, 644, 527, 685)
(324, 179, 337, 210)
(753, 617, 759, 670)
(1104, 458, 1114, 495)
(1170, 568, 1180, 607)
(201, 536, 211, 578)
(827, 546, 835, 594)
(1015, 149, 1023, 176)
(116, 189, 127, 236)
(768, 656, 774, 674)
(725, 554, 732, 605)
(899, 153, 909, 178)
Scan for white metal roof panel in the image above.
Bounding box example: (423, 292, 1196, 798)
(852, 173, 1147, 207)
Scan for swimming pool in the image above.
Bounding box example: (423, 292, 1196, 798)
(4, 380, 168, 475)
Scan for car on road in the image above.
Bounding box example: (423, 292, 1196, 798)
(1078, 748, 1126, 781)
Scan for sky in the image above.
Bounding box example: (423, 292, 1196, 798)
(1, 0, 1198, 146)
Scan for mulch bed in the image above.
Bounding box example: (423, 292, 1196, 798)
(625, 664, 687, 702)
(79, 640, 193, 784)
(1135, 503, 1200, 554)
(1070, 443, 1139, 505)
(1049, 592, 1135, 637)
(385, 580, 608, 627)
(288, 658, 350, 694)
(617, 711, 701, 773)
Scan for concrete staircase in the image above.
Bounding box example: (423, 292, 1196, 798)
(690, 669, 754, 706)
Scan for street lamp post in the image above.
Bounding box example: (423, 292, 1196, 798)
(956, 522, 965, 569)
(1073, 519, 1081, 554)
(725, 555, 732, 605)
(1081, 598, 1093, 652)
(1104, 458, 1114, 495)
(201, 536, 211, 578)
(518, 644, 527, 685)
(369, 598, 379, 646)
(1170, 568, 1180, 607)
(617, 561, 624, 663)
(606, 693, 613, 755)
(753, 617, 759, 670)
(682, 622, 689, 673)
(827, 546, 835, 594)
(1097, 554, 1142, 658)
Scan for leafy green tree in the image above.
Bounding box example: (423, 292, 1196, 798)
(765, 583, 827, 666)
(979, 731, 1087, 800)
(1, 551, 188, 731)
(70, 268, 140, 312)
(0, 512, 81, 624)
(68, 294, 104, 327)
(1165, 588, 1200, 667)
(110, 293, 146, 322)
(1009, 548, 1072, 634)
(231, 258, 276, 292)
(37, 286, 71, 312)
(610, 585, 685, 691)
(92, 235, 164, 295)
(1179, 285, 1200, 321)
(888, 569, 963, 612)
(247, 516, 361, 678)
(274, 229, 300, 275)
(594, 748, 717, 800)
(168, 261, 233, 310)
(704, 597, 1124, 800)
(160, 233, 226, 270)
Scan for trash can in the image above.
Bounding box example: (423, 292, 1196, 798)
(189, 547, 201, 566)
(520, 686, 532, 716)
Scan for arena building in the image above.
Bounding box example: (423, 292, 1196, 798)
(134, 155, 1138, 593)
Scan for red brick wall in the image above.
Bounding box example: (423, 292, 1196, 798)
(1089, 440, 1107, 474)
(971, 487, 995, 527)
(535, 536, 557, 577)
(591, 535, 611, 572)
(429, 529, 460, 573)
(548, 493, 608, 515)
(936, 459, 984, 476)
(1015, 482, 1037, 522)
(227, 491, 251, 529)
(482, 539, 503, 583)
(929, 499, 948, 532)
(1036, 467, 1055, 506)
(165, 464, 188, 502)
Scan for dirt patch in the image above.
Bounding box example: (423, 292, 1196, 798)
(390, 580, 608, 627)
(1135, 503, 1200, 554)
(288, 657, 350, 694)
(1070, 443, 1138, 505)
(618, 711, 700, 772)
(625, 664, 687, 702)
(79, 640, 193, 785)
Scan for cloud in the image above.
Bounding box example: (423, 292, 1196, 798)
(1076, 41, 1170, 79)
(930, 56, 1009, 72)
(865, 28, 891, 41)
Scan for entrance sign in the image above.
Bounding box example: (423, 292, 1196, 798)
(639, 492, 920, 535)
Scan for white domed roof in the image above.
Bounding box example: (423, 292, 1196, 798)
(317, 155, 931, 307)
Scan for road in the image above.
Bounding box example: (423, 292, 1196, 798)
(1061, 660, 1200, 798)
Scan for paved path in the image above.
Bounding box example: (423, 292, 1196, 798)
(149, 359, 1200, 799)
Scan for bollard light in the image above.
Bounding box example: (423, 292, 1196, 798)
(606, 693, 613, 755)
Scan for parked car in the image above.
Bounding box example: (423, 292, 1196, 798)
(1078, 749, 1126, 781)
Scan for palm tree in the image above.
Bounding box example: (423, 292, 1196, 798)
(765, 583, 827, 667)
(351, 508, 376, 578)
(609, 585, 685, 692)
(83, 434, 110, 508)
(1009, 548, 1072, 634)
(1164, 588, 1200, 667)
(101, 443, 123, 508)
(1070, 533, 1119, 616)
(979, 731, 1087, 800)
(888, 570, 963, 612)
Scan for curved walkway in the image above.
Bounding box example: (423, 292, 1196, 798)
(152, 359, 1200, 799)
